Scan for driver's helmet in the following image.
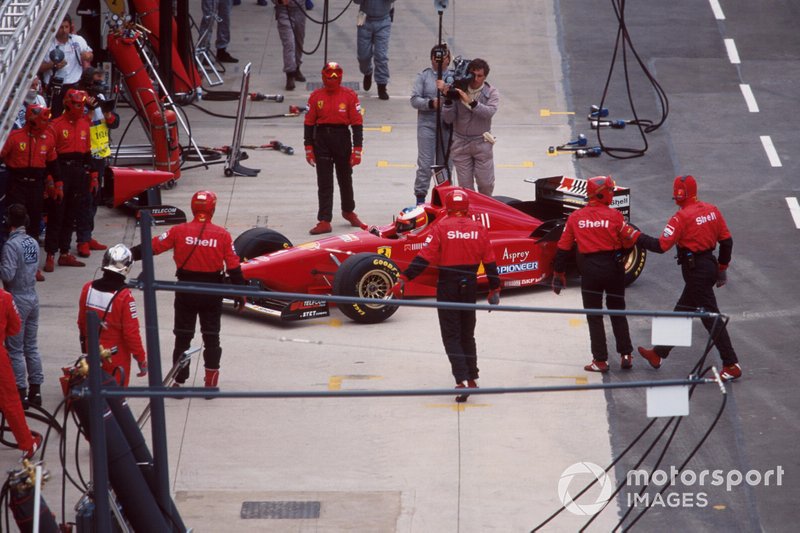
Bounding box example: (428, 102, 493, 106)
(395, 205, 428, 234)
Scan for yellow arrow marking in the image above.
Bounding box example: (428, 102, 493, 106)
(364, 125, 393, 132)
(498, 161, 534, 169)
(427, 403, 490, 411)
(540, 108, 575, 117)
(377, 160, 415, 168)
(569, 318, 584, 327)
(538, 375, 589, 385)
(328, 374, 383, 391)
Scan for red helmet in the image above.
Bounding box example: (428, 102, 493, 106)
(445, 190, 470, 215)
(322, 61, 343, 90)
(395, 205, 428, 234)
(672, 175, 697, 206)
(63, 89, 87, 119)
(587, 175, 615, 206)
(191, 190, 217, 222)
(25, 105, 51, 133)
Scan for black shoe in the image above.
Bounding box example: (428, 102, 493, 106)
(217, 49, 239, 63)
(377, 83, 389, 100)
(285, 72, 295, 91)
(27, 384, 42, 407)
(293, 69, 306, 82)
(18, 388, 28, 409)
(363, 73, 372, 91)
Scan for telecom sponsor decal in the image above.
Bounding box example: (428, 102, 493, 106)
(498, 261, 538, 275)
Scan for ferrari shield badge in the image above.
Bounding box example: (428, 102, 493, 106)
(377, 246, 391, 258)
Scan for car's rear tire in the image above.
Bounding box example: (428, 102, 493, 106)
(333, 253, 400, 324)
(623, 243, 647, 286)
(234, 228, 293, 261)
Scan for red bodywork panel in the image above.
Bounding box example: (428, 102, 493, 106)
(240, 185, 560, 297)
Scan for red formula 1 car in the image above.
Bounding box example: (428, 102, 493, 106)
(231, 176, 647, 324)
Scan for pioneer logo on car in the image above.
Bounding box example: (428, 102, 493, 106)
(498, 261, 539, 274)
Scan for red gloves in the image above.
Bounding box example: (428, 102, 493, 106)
(305, 145, 315, 166)
(716, 264, 728, 288)
(350, 146, 362, 167)
(390, 274, 407, 299)
(620, 223, 641, 246)
(46, 179, 64, 202)
(90, 171, 100, 194)
(136, 359, 148, 377)
(487, 288, 500, 305)
(552, 272, 567, 295)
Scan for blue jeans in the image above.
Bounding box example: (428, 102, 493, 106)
(7, 295, 43, 388)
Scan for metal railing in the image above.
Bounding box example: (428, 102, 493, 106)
(0, 0, 69, 145)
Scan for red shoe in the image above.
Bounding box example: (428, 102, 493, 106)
(637, 347, 662, 369)
(88, 238, 107, 250)
(36, 269, 45, 282)
(58, 253, 86, 267)
(23, 431, 43, 460)
(720, 363, 742, 382)
(309, 221, 332, 235)
(455, 382, 470, 403)
(43, 254, 55, 273)
(584, 360, 609, 373)
(342, 211, 365, 228)
(77, 242, 91, 258)
(620, 354, 633, 370)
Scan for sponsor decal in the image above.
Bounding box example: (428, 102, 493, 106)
(157, 231, 169, 241)
(185, 236, 217, 247)
(498, 261, 539, 275)
(339, 233, 358, 242)
(610, 195, 630, 208)
(150, 207, 177, 215)
(299, 241, 321, 250)
(502, 248, 530, 262)
(695, 212, 717, 225)
(317, 100, 324, 110)
(662, 224, 675, 238)
(578, 219, 609, 229)
(19, 142, 26, 151)
(403, 242, 425, 251)
(422, 235, 433, 247)
(471, 212, 491, 228)
(447, 229, 479, 239)
(377, 246, 392, 258)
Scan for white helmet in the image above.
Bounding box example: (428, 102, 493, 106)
(102, 244, 133, 276)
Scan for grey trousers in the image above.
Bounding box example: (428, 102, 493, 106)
(451, 136, 495, 196)
(199, 0, 232, 51)
(276, 6, 306, 73)
(414, 119, 451, 198)
(357, 15, 392, 84)
(6, 295, 43, 388)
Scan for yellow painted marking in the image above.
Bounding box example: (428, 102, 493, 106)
(328, 374, 383, 391)
(713, 504, 726, 510)
(497, 161, 534, 169)
(377, 160, 415, 168)
(427, 403, 489, 411)
(538, 375, 589, 385)
(569, 318, 584, 327)
(540, 108, 575, 117)
(326, 318, 343, 327)
(364, 125, 393, 132)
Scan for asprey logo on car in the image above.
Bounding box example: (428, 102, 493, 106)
(498, 261, 539, 274)
(502, 248, 530, 262)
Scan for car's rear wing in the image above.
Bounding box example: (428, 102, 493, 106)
(525, 176, 631, 221)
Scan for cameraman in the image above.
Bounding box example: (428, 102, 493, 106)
(436, 58, 499, 196)
(410, 44, 453, 205)
(75, 67, 118, 256)
(38, 15, 93, 118)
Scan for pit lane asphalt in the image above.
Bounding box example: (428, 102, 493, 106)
(4, 0, 796, 531)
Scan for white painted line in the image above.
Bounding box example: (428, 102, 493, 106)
(724, 39, 741, 64)
(760, 135, 782, 167)
(786, 197, 800, 229)
(709, 0, 725, 20)
(739, 84, 759, 112)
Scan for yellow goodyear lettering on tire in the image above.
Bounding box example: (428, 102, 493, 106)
(377, 246, 391, 258)
(372, 258, 399, 273)
(352, 304, 366, 316)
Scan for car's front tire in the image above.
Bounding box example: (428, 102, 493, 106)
(333, 253, 400, 324)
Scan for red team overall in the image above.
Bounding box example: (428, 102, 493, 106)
(78, 244, 147, 387)
(553, 176, 637, 372)
(132, 191, 245, 389)
(46, 89, 92, 271)
(633, 175, 742, 381)
(0, 289, 41, 458)
(0, 105, 60, 248)
(396, 190, 500, 402)
(304, 61, 365, 235)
